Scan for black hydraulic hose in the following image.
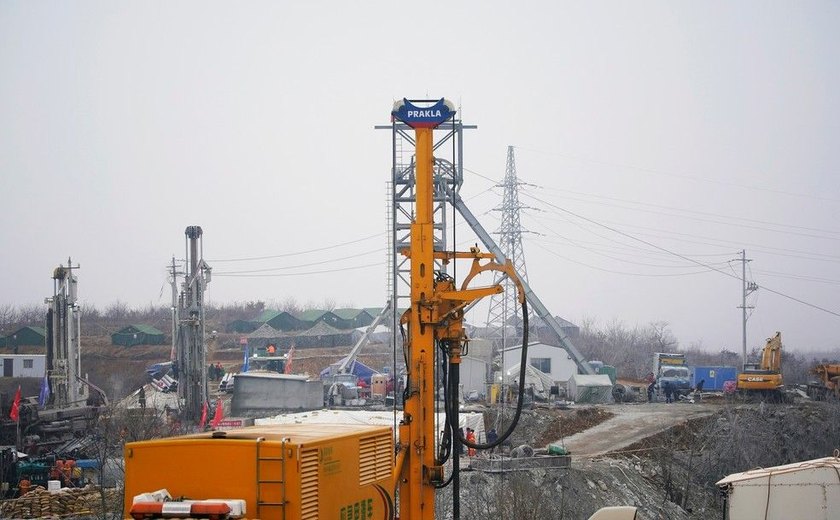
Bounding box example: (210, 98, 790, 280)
(449, 347, 461, 518)
(436, 346, 452, 464)
(453, 300, 530, 451)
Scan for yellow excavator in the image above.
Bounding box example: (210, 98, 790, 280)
(736, 331, 784, 399)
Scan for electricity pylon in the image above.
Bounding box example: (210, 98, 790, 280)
(485, 146, 535, 347)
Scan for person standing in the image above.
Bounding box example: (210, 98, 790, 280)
(663, 381, 673, 404)
(466, 428, 476, 457)
(487, 428, 498, 454)
(695, 379, 705, 401)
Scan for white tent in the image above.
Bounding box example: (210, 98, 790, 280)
(505, 363, 555, 399)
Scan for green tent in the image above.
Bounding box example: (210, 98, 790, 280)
(0, 326, 46, 348)
(111, 324, 166, 347)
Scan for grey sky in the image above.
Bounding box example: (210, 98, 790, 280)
(1, 2, 838, 351)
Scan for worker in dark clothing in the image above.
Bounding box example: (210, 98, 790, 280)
(663, 381, 673, 404)
(695, 379, 705, 401)
(487, 428, 498, 454)
(138, 386, 146, 410)
(647, 381, 656, 403)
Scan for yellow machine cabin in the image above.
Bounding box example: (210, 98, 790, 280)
(123, 423, 394, 520)
(736, 331, 784, 396)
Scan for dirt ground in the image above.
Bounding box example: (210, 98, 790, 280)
(559, 402, 719, 458)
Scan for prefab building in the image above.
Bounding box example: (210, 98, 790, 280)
(502, 342, 579, 383)
(0, 354, 46, 378)
(231, 373, 323, 414)
(691, 366, 738, 392)
(459, 356, 491, 399)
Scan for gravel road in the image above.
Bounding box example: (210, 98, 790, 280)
(559, 402, 719, 458)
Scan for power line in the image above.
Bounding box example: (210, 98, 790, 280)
(536, 185, 840, 236)
(530, 205, 840, 264)
(214, 262, 382, 277)
(528, 185, 840, 242)
(752, 269, 840, 285)
(513, 146, 840, 204)
(208, 232, 385, 262)
(214, 247, 382, 274)
(520, 191, 840, 318)
(530, 241, 718, 278)
(526, 217, 732, 270)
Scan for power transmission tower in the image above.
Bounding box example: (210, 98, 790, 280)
(734, 249, 758, 368)
(485, 146, 535, 348)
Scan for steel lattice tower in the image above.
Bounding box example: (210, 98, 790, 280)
(485, 146, 533, 346)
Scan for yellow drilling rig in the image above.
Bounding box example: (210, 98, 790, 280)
(121, 99, 637, 520)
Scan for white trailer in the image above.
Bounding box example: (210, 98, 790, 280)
(716, 456, 840, 519)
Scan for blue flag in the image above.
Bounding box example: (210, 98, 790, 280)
(38, 374, 50, 408)
(242, 344, 250, 373)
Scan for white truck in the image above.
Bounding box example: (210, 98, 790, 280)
(652, 352, 691, 397)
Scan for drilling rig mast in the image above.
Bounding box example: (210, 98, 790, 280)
(174, 226, 212, 421)
(390, 99, 528, 520)
(46, 257, 85, 407)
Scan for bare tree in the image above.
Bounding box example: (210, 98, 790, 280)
(16, 302, 45, 325)
(0, 303, 18, 333)
(104, 301, 131, 321)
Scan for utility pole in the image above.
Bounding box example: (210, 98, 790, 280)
(735, 249, 758, 369)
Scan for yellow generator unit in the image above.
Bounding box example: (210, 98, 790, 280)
(124, 423, 394, 520)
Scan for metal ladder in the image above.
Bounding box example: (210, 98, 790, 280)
(256, 438, 288, 519)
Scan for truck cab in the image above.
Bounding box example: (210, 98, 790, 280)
(658, 365, 692, 396)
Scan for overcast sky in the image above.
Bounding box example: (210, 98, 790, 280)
(1, 2, 838, 352)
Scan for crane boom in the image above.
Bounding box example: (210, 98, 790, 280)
(336, 299, 393, 374)
(448, 189, 594, 375)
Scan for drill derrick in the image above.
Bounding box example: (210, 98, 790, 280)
(390, 99, 525, 520)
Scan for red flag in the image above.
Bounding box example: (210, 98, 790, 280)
(284, 345, 295, 374)
(210, 399, 224, 429)
(198, 401, 208, 429)
(9, 386, 21, 422)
